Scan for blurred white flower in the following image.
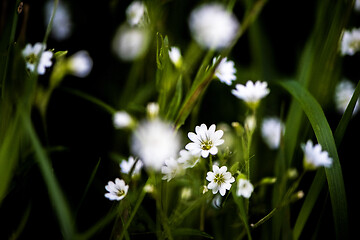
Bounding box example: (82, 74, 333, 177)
(126, 1, 148, 26)
(113, 111, 134, 129)
(161, 158, 184, 182)
(340, 28, 360, 56)
(112, 25, 150, 61)
(355, 0, 360, 12)
(185, 123, 224, 158)
(180, 187, 192, 200)
(146, 102, 160, 119)
(206, 165, 235, 196)
(22, 43, 53, 75)
(177, 149, 200, 168)
(189, 3, 240, 50)
(104, 178, 129, 201)
(68, 50, 93, 78)
(301, 140, 333, 170)
(236, 178, 254, 199)
(232, 80, 270, 109)
(169, 47, 183, 68)
(261, 117, 285, 149)
(120, 156, 143, 177)
(45, 0, 72, 41)
(334, 80, 359, 115)
(213, 57, 236, 85)
(131, 119, 181, 171)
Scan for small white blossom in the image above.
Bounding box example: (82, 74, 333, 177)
(340, 28, 360, 56)
(261, 117, 285, 149)
(232, 80, 270, 109)
(206, 165, 235, 196)
(45, 0, 72, 41)
(169, 47, 183, 68)
(244, 115, 256, 132)
(126, 1, 148, 26)
(189, 3, 240, 50)
(105, 178, 129, 201)
(334, 80, 359, 115)
(161, 158, 184, 182)
(177, 149, 200, 168)
(120, 156, 143, 177)
(356, 0, 360, 12)
(213, 57, 236, 85)
(236, 178, 254, 199)
(131, 119, 181, 171)
(146, 102, 160, 119)
(112, 25, 150, 61)
(185, 124, 224, 158)
(301, 140, 333, 170)
(22, 43, 53, 75)
(113, 111, 134, 129)
(68, 51, 93, 78)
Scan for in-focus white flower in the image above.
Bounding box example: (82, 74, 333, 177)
(113, 111, 134, 129)
(169, 47, 183, 68)
(185, 124, 224, 158)
(105, 178, 129, 201)
(120, 156, 143, 177)
(126, 1, 148, 26)
(206, 165, 235, 196)
(22, 43, 53, 75)
(261, 117, 285, 149)
(112, 25, 150, 61)
(161, 158, 184, 182)
(340, 28, 360, 56)
(131, 119, 181, 171)
(301, 140, 333, 170)
(356, 0, 360, 12)
(213, 57, 236, 85)
(68, 50, 93, 78)
(45, 0, 72, 41)
(236, 178, 254, 199)
(334, 80, 359, 115)
(189, 3, 240, 50)
(146, 102, 160, 119)
(177, 149, 200, 168)
(232, 80, 270, 109)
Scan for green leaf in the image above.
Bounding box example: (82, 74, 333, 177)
(165, 76, 183, 121)
(279, 80, 348, 240)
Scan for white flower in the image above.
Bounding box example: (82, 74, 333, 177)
(261, 117, 285, 149)
(120, 156, 143, 177)
(161, 158, 184, 182)
(22, 43, 53, 75)
(206, 165, 235, 196)
(67, 50, 93, 78)
(301, 140, 333, 170)
(340, 28, 360, 56)
(232, 80, 270, 109)
(189, 3, 240, 50)
(131, 119, 181, 171)
(356, 0, 360, 12)
(334, 80, 359, 115)
(146, 102, 160, 119)
(236, 179, 254, 199)
(213, 57, 236, 85)
(185, 124, 224, 158)
(113, 111, 134, 129)
(169, 47, 182, 68)
(112, 25, 150, 61)
(177, 149, 200, 168)
(105, 178, 129, 201)
(45, 0, 72, 41)
(126, 1, 148, 26)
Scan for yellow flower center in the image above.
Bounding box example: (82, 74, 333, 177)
(201, 140, 213, 150)
(214, 173, 225, 184)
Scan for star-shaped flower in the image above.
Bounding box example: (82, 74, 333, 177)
(104, 178, 129, 201)
(206, 165, 235, 196)
(301, 140, 333, 170)
(231, 80, 270, 110)
(185, 124, 224, 158)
